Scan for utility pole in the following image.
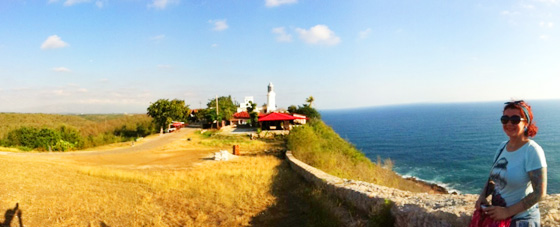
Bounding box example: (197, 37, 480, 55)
(216, 95, 219, 128)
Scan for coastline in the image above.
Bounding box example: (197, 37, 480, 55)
(403, 176, 454, 194)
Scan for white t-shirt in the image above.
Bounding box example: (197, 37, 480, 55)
(490, 140, 547, 219)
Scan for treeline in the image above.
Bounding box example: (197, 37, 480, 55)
(0, 113, 155, 151)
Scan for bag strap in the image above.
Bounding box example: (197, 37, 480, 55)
(484, 141, 509, 197)
(493, 141, 508, 166)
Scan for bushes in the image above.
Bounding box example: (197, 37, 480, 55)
(0, 114, 157, 152)
(2, 126, 83, 151)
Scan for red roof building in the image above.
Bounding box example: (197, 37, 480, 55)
(233, 111, 251, 119)
(258, 112, 307, 130)
(258, 112, 298, 122)
(231, 111, 265, 126)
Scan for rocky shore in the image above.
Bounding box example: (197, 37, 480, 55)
(404, 176, 451, 194)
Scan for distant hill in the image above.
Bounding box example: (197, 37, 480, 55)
(0, 113, 154, 150)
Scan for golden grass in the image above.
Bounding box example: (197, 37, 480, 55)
(0, 146, 23, 152)
(0, 153, 282, 226)
(79, 133, 159, 152)
(1, 129, 330, 227)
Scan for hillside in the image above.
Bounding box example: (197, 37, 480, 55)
(0, 113, 154, 150)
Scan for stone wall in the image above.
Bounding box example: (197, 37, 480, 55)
(286, 151, 559, 227)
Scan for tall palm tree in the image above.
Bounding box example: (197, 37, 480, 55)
(306, 96, 315, 108)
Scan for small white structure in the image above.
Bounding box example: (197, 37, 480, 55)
(214, 150, 235, 161)
(267, 82, 276, 113)
(237, 96, 260, 113)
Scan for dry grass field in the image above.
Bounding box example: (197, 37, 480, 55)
(0, 128, 340, 227)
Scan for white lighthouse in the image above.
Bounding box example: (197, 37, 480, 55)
(267, 82, 276, 113)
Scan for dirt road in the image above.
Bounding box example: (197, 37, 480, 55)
(0, 128, 214, 170)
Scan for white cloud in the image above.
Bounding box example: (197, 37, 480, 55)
(265, 0, 297, 7)
(295, 25, 341, 46)
(540, 21, 554, 28)
(500, 10, 519, 16)
(52, 89, 67, 96)
(209, 19, 228, 31)
(358, 28, 372, 40)
(211, 43, 219, 48)
(78, 88, 88, 93)
(150, 34, 166, 42)
(520, 3, 535, 9)
(539, 34, 550, 40)
(41, 35, 69, 50)
(532, 0, 559, 4)
(100, 78, 109, 83)
(63, 0, 91, 6)
(148, 0, 179, 10)
(78, 98, 145, 105)
(272, 27, 292, 42)
(52, 67, 71, 72)
(49, 0, 104, 8)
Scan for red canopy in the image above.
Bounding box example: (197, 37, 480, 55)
(172, 122, 183, 127)
(258, 112, 302, 122)
(232, 112, 266, 119)
(233, 111, 250, 119)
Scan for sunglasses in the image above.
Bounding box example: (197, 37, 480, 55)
(500, 115, 526, 125)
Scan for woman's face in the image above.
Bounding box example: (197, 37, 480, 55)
(502, 108, 527, 139)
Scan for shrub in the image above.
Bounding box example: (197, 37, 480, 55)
(2, 126, 84, 151)
(0, 113, 158, 151)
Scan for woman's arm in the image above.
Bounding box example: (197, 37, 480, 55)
(485, 167, 547, 220)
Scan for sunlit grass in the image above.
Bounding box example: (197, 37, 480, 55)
(0, 146, 24, 152)
(197, 130, 285, 154)
(0, 128, 339, 226)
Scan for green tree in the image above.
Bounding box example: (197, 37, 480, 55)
(247, 101, 259, 127)
(287, 105, 298, 114)
(205, 96, 238, 122)
(147, 99, 190, 132)
(295, 104, 321, 119)
(306, 96, 315, 108)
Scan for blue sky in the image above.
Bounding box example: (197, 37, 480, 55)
(1, 0, 559, 113)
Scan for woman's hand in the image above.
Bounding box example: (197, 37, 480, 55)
(475, 196, 488, 209)
(483, 206, 511, 221)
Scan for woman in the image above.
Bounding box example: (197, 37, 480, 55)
(475, 100, 548, 226)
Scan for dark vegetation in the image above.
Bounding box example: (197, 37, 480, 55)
(287, 104, 321, 119)
(193, 96, 238, 126)
(146, 99, 189, 132)
(0, 113, 155, 151)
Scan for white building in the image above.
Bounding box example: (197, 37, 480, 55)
(237, 96, 259, 113)
(267, 82, 276, 113)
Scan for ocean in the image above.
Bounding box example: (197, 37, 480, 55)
(321, 100, 560, 194)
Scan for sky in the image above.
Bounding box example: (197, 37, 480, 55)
(1, 0, 559, 113)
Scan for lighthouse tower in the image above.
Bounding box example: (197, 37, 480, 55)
(267, 82, 276, 113)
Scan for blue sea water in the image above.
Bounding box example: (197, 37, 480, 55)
(321, 100, 560, 194)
